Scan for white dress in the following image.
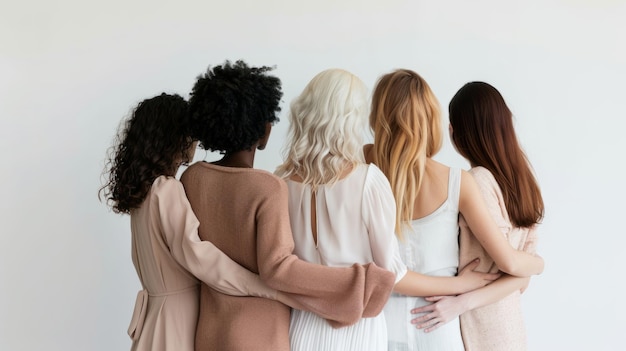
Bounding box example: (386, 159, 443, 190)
(285, 164, 408, 351)
(385, 167, 464, 351)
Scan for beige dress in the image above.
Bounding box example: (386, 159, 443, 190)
(127, 176, 276, 351)
(459, 167, 538, 351)
(181, 162, 395, 351)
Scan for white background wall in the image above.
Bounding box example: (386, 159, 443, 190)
(1, 0, 625, 350)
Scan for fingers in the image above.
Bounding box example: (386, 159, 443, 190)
(412, 315, 440, 332)
(410, 313, 432, 324)
(411, 313, 435, 326)
(411, 304, 435, 314)
(424, 321, 442, 333)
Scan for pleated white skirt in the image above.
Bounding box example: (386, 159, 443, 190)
(289, 309, 387, 351)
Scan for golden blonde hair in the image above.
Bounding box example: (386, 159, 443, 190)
(370, 69, 442, 236)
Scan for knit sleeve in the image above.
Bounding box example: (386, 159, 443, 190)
(254, 176, 395, 327)
(362, 165, 408, 283)
(152, 176, 277, 299)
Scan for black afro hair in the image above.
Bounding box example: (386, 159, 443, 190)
(188, 60, 282, 154)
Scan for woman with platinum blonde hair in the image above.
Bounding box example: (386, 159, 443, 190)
(276, 69, 500, 351)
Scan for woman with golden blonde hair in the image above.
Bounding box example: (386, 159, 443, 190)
(364, 69, 544, 350)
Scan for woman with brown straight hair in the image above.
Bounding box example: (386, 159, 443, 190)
(365, 69, 544, 350)
(412, 81, 544, 350)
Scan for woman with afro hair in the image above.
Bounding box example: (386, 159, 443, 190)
(180, 60, 396, 351)
(100, 93, 279, 351)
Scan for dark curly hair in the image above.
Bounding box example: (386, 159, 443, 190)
(100, 93, 194, 214)
(188, 60, 282, 153)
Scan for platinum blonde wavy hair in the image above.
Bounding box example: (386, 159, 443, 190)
(276, 69, 369, 189)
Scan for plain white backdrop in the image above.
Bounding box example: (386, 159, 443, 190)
(1, 0, 625, 350)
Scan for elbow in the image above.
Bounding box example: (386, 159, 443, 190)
(497, 258, 541, 277)
(496, 259, 526, 277)
(258, 269, 278, 289)
(258, 259, 290, 291)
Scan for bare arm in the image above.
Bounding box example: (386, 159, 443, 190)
(409, 274, 529, 332)
(459, 171, 543, 277)
(361, 163, 500, 297)
(393, 259, 500, 296)
(410, 169, 541, 331)
(457, 275, 530, 311)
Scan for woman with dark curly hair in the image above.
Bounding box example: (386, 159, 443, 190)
(100, 93, 279, 351)
(180, 60, 395, 351)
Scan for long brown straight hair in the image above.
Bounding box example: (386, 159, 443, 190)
(370, 69, 442, 236)
(448, 82, 544, 227)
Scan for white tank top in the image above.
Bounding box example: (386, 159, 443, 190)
(397, 167, 462, 277)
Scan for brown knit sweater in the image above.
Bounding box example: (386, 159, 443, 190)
(181, 162, 395, 351)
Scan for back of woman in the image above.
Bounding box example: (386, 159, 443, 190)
(450, 81, 543, 351)
(285, 164, 397, 350)
(100, 95, 202, 351)
(277, 69, 406, 351)
(182, 164, 292, 350)
(286, 164, 390, 268)
(385, 165, 464, 351)
(458, 167, 537, 350)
